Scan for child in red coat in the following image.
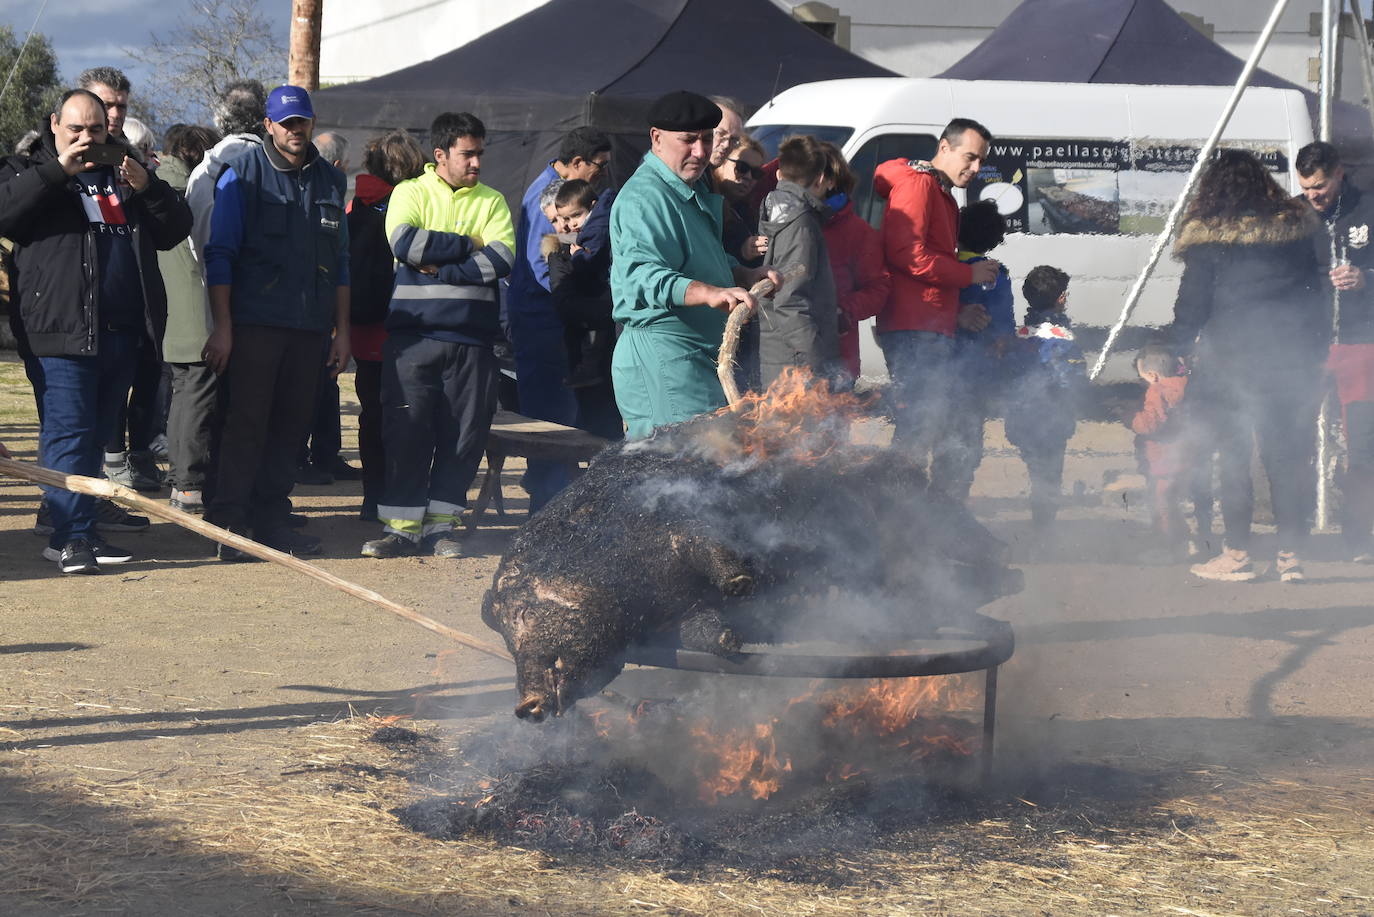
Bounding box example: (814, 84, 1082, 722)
(1129, 344, 1211, 557)
(817, 142, 890, 381)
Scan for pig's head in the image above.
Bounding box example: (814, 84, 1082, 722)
(513, 650, 622, 721)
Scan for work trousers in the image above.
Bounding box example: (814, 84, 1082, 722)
(354, 358, 386, 511)
(37, 329, 139, 547)
(509, 310, 578, 512)
(209, 324, 325, 533)
(379, 334, 497, 538)
(166, 361, 220, 492)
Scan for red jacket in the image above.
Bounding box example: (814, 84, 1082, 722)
(1130, 375, 1190, 478)
(873, 159, 973, 337)
(823, 201, 891, 377)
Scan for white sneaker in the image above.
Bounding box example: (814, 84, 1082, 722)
(1190, 547, 1256, 582)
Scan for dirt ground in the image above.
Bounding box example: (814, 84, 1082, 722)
(1, 350, 1372, 915)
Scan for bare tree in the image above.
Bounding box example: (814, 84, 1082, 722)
(128, 0, 285, 128)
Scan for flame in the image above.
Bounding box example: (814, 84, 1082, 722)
(674, 674, 979, 804)
(715, 367, 869, 463)
(691, 721, 792, 804)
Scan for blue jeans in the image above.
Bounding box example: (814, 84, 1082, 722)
(508, 309, 579, 512)
(879, 330, 966, 490)
(37, 329, 140, 548)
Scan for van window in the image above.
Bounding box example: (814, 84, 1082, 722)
(749, 124, 855, 157)
(847, 133, 938, 229)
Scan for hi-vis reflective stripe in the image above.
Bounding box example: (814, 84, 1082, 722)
(391, 284, 498, 301)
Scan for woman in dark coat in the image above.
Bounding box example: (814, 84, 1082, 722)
(1171, 149, 1327, 583)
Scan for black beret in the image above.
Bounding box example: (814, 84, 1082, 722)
(647, 90, 722, 132)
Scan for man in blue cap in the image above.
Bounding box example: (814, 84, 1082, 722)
(202, 84, 351, 559)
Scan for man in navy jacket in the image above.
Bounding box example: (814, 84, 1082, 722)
(202, 85, 350, 560)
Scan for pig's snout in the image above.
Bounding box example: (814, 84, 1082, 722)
(515, 692, 550, 720)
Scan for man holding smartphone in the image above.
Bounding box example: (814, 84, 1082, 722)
(0, 88, 191, 574)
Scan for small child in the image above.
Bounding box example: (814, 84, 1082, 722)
(756, 134, 840, 389)
(543, 179, 617, 391)
(949, 199, 1017, 502)
(1004, 265, 1087, 527)
(1129, 344, 1211, 558)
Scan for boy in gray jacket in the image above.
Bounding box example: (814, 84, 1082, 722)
(757, 135, 840, 389)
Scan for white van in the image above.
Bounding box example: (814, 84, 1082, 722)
(746, 78, 1315, 380)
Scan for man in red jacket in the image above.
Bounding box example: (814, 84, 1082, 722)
(875, 118, 998, 491)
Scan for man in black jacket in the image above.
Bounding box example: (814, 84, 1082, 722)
(1298, 141, 1374, 561)
(0, 88, 191, 574)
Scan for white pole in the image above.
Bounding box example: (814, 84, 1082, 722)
(1088, 0, 1292, 380)
(1321, 0, 1337, 140)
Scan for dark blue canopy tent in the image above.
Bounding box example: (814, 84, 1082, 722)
(313, 0, 895, 204)
(940, 0, 1372, 157)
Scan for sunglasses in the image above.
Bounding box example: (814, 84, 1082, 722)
(728, 158, 760, 179)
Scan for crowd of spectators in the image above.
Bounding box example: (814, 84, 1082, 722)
(1, 70, 1370, 585)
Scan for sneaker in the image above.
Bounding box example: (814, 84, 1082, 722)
(32, 500, 52, 536)
(328, 457, 362, 480)
(424, 530, 464, 558)
(170, 489, 204, 513)
(43, 538, 133, 566)
(95, 499, 151, 533)
(258, 527, 322, 557)
(216, 526, 260, 563)
(104, 452, 134, 487)
(296, 465, 334, 486)
(148, 434, 169, 461)
(125, 451, 166, 492)
(1190, 547, 1257, 582)
(51, 539, 101, 575)
(1353, 551, 1374, 565)
(361, 532, 420, 558)
(1275, 551, 1305, 583)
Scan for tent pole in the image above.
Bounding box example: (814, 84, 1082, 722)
(1321, 0, 1337, 140)
(1088, 0, 1291, 381)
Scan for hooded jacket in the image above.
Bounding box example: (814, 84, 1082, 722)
(156, 154, 213, 362)
(0, 127, 192, 357)
(758, 179, 839, 383)
(1005, 308, 1088, 452)
(1171, 196, 1327, 380)
(873, 158, 974, 337)
(823, 196, 890, 378)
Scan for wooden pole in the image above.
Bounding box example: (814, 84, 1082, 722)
(0, 456, 513, 664)
(716, 263, 807, 407)
(288, 0, 323, 91)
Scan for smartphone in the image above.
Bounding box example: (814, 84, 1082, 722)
(84, 143, 127, 167)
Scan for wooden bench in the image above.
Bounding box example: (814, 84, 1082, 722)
(465, 410, 611, 529)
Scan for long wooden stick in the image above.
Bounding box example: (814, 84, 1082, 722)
(0, 456, 514, 664)
(716, 263, 807, 407)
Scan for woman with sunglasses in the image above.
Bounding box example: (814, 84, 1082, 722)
(710, 136, 769, 267)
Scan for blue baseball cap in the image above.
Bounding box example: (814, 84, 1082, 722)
(266, 85, 314, 122)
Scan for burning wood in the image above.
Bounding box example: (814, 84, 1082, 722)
(482, 369, 1021, 720)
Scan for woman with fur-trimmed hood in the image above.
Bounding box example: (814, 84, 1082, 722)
(1171, 149, 1328, 583)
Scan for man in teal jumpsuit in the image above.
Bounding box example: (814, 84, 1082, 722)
(610, 91, 778, 439)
